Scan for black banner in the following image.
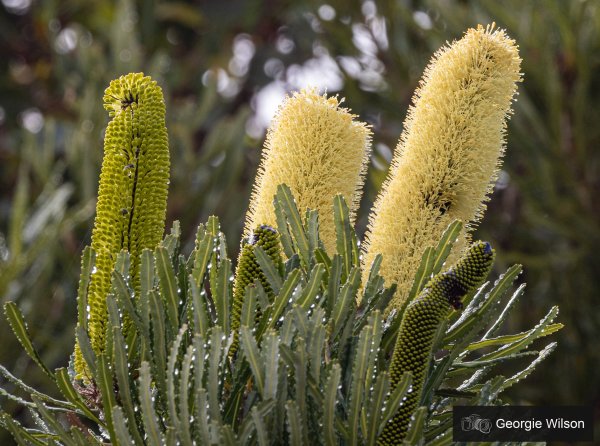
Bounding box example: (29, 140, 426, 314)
(452, 406, 593, 442)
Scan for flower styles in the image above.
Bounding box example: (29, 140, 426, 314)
(362, 24, 521, 311)
(245, 88, 371, 254)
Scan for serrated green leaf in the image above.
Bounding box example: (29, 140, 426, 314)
(500, 342, 557, 392)
(112, 271, 143, 333)
(481, 283, 526, 339)
(75, 326, 96, 380)
(314, 248, 332, 273)
(161, 220, 181, 257)
(444, 264, 522, 344)
(478, 306, 559, 361)
(207, 326, 225, 423)
(192, 233, 213, 288)
(365, 372, 390, 446)
(260, 269, 300, 338)
(467, 322, 563, 351)
(333, 194, 354, 280)
(140, 249, 155, 299)
(195, 389, 210, 445)
(1, 411, 47, 446)
(326, 255, 342, 317)
(0, 365, 73, 411)
(54, 368, 101, 425)
(179, 344, 195, 446)
(33, 396, 78, 446)
(331, 267, 360, 340)
(362, 253, 384, 304)
(112, 406, 135, 446)
(323, 364, 341, 446)
(155, 246, 180, 328)
(276, 184, 310, 265)
(207, 215, 220, 237)
(110, 328, 144, 444)
(274, 195, 295, 258)
(239, 400, 276, 443)
(77, 246, 95, 332)
(293, 338, 309, 444)
(407, 246, 435, 303)
(220, 425, 237, 445)
(139, 362, 165, 446)
(189, 275, 210, 338)
(402, 406, 426, 446)
(4, 302, 53, 379)
(96, 355, 117, 444)
(296, 263, 325, 310)
(251, 406, 269, 446)
(240, 286, 257, 328)
(240, 326, 264, 396)
(430, 220, 462, 276)
(212, 258, 231, 332)
(167, 325, 187, 433)
(379, 372, 412, 436)
(348, 325, 371, 446)
(262, 331, 279, 401)
(149, 290, 167, 401)
(254, 245, 283, 294)
(308, 321, 326, 382)
(306, 208, 320, 259)
(285, 400, 303, 446)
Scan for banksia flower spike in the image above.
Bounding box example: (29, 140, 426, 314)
(362, 24, 521, 311)
(245, 88, 371, 254)
(378, 242, 495, 444)
(230, 225, 282, 357)
(74, 73, 170, 378)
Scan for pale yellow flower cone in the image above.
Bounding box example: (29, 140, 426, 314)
(245, 88, 371, 254)
(362, 24, 521, 312)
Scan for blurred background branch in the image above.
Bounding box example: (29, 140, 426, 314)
(1, 0, 598, 442)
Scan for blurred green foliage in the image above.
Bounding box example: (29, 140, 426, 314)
(1, 0, 598, 442)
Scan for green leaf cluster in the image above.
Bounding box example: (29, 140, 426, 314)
(0, 185, 560, 445)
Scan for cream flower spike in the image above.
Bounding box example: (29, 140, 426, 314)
(245, 88, 372, 254)
(362, 24, 521, 312)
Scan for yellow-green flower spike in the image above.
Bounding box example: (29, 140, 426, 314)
(378, 241, 495, 445)
(74, 73, 170, 378)
(361, 24, 521, 312)
(245, 88, 371, 254)
(230, 225, 282, 357)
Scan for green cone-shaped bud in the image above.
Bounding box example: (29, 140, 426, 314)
(378, 241, 495, 444)
(230, 225, 282, 357)
(74, 73, 170, 379)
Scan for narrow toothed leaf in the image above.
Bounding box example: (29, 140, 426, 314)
(139, 362, 165, 446)
(240, 326, 264, 396)
(276, 184, 310, 264)
(54, 368, 101, 425)
(401, 406, 426, 445)
(333, 194, 354, 280)
(296, 263, 325, 310)
(285, 400, 304, 446)
(96, 355, 117, 444)
(155, 246, 180, 328)
(112, 406, 135, 446)
(111, 328, 144, 444)
(323, 364, 341, 446)
(4, 302, 53, 379)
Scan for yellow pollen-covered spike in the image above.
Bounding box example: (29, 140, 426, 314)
(361, 24, 521, 313)
(245, 88, 372, 254)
